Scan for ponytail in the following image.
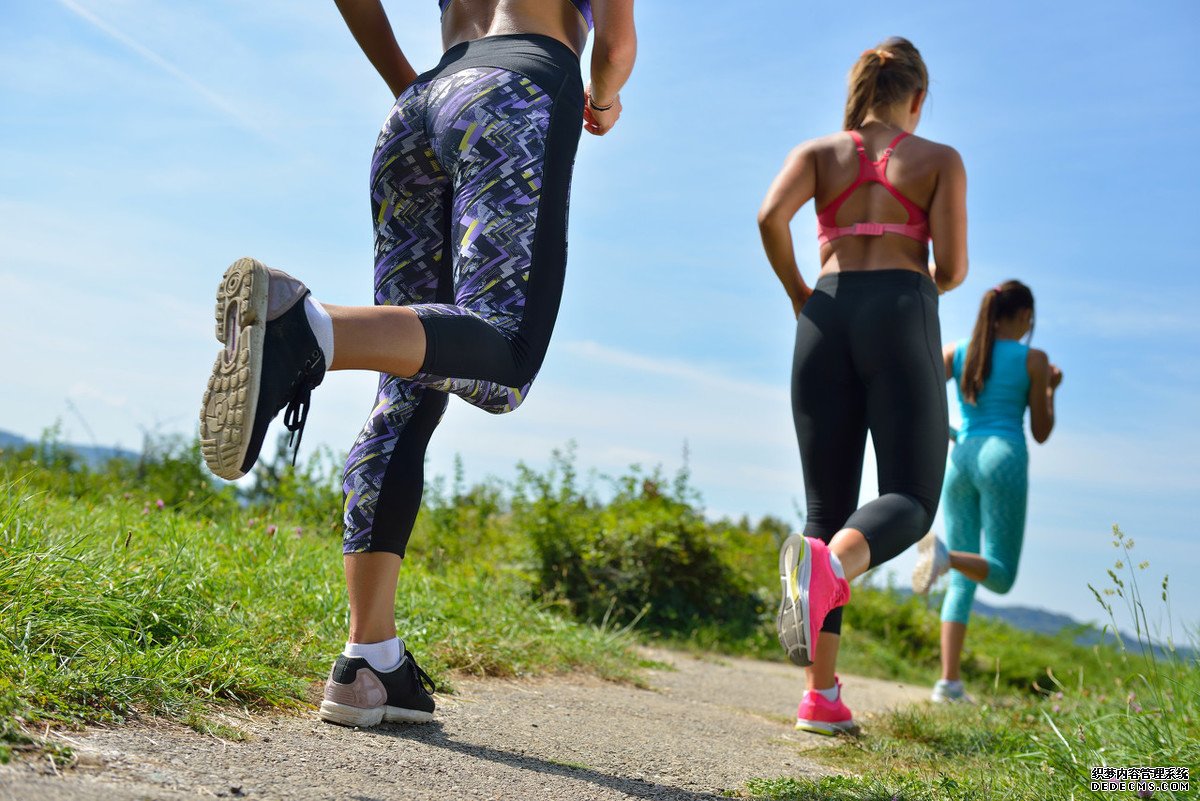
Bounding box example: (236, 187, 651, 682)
(961, 280, 1036, 404)
(842, 37, 929, 131)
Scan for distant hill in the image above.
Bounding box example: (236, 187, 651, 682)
(0, 428, 139, 469)
(972, 598, 1093, 636)
(909, 590, 1195, 660)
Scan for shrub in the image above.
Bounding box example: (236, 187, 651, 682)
(515, 449, 768, 637)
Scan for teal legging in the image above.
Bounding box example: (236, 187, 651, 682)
(940, 436, 1029, 625)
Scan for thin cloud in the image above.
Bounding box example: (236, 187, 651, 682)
(56, 0, 270, 140)
(559, 340, 787, 404)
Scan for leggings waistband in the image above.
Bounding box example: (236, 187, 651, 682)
(423, 33, 583, 97)
(814, 269, 937, 299)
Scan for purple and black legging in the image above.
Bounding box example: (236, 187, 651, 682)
(342, 34, 584, 555)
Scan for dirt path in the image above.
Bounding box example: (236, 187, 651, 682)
(1, 649, 926, 801)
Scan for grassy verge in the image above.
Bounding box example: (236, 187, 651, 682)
(0, 447, 640, 762)
(3, 433, 1185, 798)
(733, 531, 1199, 800)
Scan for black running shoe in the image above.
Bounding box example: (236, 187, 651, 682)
(200, 258, 326, 480)
(319, 651, 437, 727)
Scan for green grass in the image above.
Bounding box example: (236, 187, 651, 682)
(4, 434, 1194, 801)
(735, 531, 1200, 801)
(737, 675, 1199, 800)
(0, 446, 639, 761)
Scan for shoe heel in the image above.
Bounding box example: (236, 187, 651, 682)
(319, 700, 385, 728)
(215, 257, 267, 343)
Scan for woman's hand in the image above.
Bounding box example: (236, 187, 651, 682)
(1049, 364, 1063, 390)
(791, 285, 813, 318)
(584, 87, 622, 136)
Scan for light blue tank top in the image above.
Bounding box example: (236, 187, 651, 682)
(952, 339, 1030, 445)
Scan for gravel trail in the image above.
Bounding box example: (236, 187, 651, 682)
(1, 649, 926, 801)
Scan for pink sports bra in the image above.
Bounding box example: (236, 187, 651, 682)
(816, 131, 930, 246)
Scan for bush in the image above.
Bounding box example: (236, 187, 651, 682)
(515, 449, 769, 637)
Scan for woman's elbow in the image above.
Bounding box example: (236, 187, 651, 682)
(1032, 423, 1053, 444)
(757, 204, 788, 230)
(943, 257, 968, 289)
(593, 38, 637, 72)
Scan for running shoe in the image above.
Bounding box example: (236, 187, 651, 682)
(777, 534, 851, 667)
(931, 678, 974, 704)
(912, 531, 950, 595)
(795, 677, 858, 736)
(319, 650, 437, 727)
(199, 258, 326, 480)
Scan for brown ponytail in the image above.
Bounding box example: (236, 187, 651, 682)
(961, 280, 1036, 404)
(843, 37, 929, 130)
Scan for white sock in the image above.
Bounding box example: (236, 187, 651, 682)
(343, 637, 404, 673)
(829, 552, 846, 580)
(304, 295, 335, 368)
(815, 684, 840, 702)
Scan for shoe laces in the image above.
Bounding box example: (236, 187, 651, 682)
(282, 385, 311, 467)
(407, 652, 437, 696)
(281, 349, 323, 466)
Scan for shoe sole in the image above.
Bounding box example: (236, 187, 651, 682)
(912, 532, 938, 595)
(318, 700, 434, 728)
(795, 717, 860, 736)
(199, 258, 269, 480)
(776, 533, 812, 667)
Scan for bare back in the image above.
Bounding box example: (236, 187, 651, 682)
(811, 126, 957, 276)
(441, 0, 589, 55)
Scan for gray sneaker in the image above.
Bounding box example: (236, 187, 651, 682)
(199, 258, 326, 480)
(931, 679, 974, 704)
(320, 651, 437, 728)
(912, 532, 950, 595)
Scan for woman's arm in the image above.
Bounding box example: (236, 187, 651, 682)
(757, 143, 817, 317)
(334, 0, 419, 97)
(942, 343, 956, 381)
(584, 0, 636, 136)
(928, 146, 968, 293)
(1027, 348, 1059, 443)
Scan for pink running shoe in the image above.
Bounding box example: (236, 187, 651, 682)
(777, 534, 851, 666)
(795, 677, 858, 736)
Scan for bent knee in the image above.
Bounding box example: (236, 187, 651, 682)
(476, 381, 533, 415)
(984, 567, 1017, 595)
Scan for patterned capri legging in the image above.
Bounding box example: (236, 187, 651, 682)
(341, 34, 584, 555)
(939, 435, 1029, 624)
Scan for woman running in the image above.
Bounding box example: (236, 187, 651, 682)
(197, 0, 636, 727)
(758, 37, 968, 735)
(911, 280, 1062, 703)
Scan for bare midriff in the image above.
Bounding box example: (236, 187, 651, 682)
(441, 0, 588, 55)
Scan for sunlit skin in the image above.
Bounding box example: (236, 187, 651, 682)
(330, 0, 636, 646)
(938, 308, 1062, 681)
(758, 87, 969, 693)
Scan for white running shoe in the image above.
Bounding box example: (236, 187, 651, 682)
(912, 532, 950, 595)
(931, 679, 974, 704)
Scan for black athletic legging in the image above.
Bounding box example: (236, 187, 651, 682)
(792, 269, 948, 635)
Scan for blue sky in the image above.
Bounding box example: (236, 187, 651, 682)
(2, 1, 1197, 636)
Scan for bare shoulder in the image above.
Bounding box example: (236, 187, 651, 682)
(904, 135, 963, 169)
(1026, 348, 1049, 368)
(803, 131, 852, 154)
(804, 130, 859, 168)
